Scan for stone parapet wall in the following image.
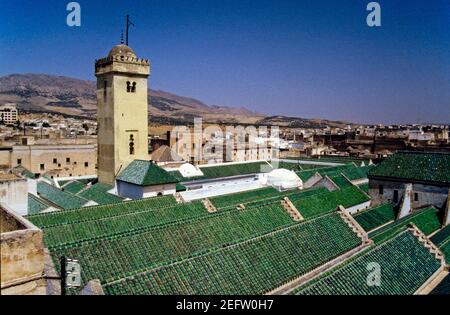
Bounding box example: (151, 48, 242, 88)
(1, 205, 45, 292)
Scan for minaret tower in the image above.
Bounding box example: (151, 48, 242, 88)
(95, 44, 150, 185)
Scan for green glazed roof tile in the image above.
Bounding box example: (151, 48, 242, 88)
(116, 160, 178, 186)
(368, 151, 450, 185)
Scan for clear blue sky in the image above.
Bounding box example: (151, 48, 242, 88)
(1, 0, 449, 124)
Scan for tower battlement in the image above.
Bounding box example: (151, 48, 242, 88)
(95, 44, 150, 77)
(95, 56, 149, 67)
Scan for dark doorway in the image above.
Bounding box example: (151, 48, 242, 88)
(393, 190, 399, 203)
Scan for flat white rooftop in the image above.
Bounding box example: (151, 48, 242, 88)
(180, 175, 265, 202)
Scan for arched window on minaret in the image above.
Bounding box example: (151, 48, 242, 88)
(126, 81, 131, 93)
(129, 134, 135, 155)
(131, 82, 136, 93)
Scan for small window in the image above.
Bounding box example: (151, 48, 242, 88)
(103, 80, 107, 101)
(66, 157, 70, 163)
(131, 82, 136, 93)
(129, 134, 135, 155)
(84, 162, 89, 168)
(126, 81, 131, 93)
(17, 159, 22, 165)
(58, 163, 61, 167)
(74, 161, 77, 165)
(40, 164, 45, 171)
(414, 193, 419, 202)
(378, 185, 384, 195)
(393, 190, 399, 203)
(69, 174, 72, 177)
(53, 158, 57, 164)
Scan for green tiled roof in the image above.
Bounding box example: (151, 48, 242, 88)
(34, 200, 207, 247)
(27, 194, 178, 229)
(78, 183, 124, 205)
(78, 178, 96, 184)
(48, 201, 295, 291)
(27, 193, 50, 215)
(12, 165, 35, 179)
(168, 170, 184, 181)
(116, 160, 178, 186)
(441, 240, 450, 265)
(342, 165, 375, 181)
(207, 186, 327, 210)
(170, 161, 273, 182)
(368, 206, 441, 244)
(431, 226, 450, 265)
(270, 161, 303, 171)
(291, 186, 370, 219)
(175, 183, 187, 192)
(357, 183, 369, 193)
(293, 229, 441, 295)
(368, 151, 450, 185)
(210, 187, 280, 209)
(199, 161, 272, 179)
(103, 212, 362, 295)
(82, 182, 112, 193)
(430, 273, 450, 295)
(286, 156, 371, 166)
(37, 181, 90, 210)
(328, 174, 353, 188)
(431, 225, 450, 246)
(296, 164, 356, 182)
(270, 161, 335, 171)
(353, 203, 395, 232)
(62, 181, 86, 194)
(294, 163, 373, 184)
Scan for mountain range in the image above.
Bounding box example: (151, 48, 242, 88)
(0, 74, 351, 128)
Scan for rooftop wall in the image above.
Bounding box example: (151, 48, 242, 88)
(1, 205, 44, 291)
(0, 175, 28, 215)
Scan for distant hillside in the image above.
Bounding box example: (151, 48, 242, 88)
(0, 73, 352, 127)
(256, 115, 351, 128)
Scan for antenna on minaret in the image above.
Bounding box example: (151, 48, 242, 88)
(125, 14, 134, 46)
(120, 30, 124, 44)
